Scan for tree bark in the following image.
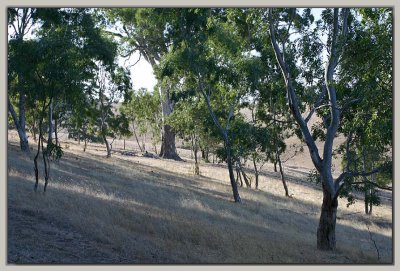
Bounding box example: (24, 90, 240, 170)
(194, 147, 199, 176)
(132, 123, 144, 152)
(8, 96, 30, 153)
(226, 140, 241, 202)
(159, 87, 181, 160)
(47, 99, 53, 144)
(103, 135, 111, 158)
(238, 160, 251, 188)
(317, 183, 338, 250)
(54, 117, 58, 147)
(253, 157, 259, 190)
(276, 151, 290, 197)
(160, 124, 181, 160)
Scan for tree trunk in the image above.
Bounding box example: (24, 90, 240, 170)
(84, 138, 87, 152)
(194, 147, 200, 176)
(160, 124, 181, 160)
(277, 151, 290, 197)
(8, 96, 30, 153)
(238, 160, 251, 188)
(33, 131, 42, 192)
(54, 118, 58, 147)
(226, 140, 241, 203)
(317, 183, 338, 250)
(252, 157, 259, 190)
(103, 135, 111, 158)
(274, 161, 278, 172)
(192, 136, 200, 175)
(42, 134, 50, 192)
(159, 87, 181, 160)
(47, 99, 53, 144)
(236, 166, 243, 187)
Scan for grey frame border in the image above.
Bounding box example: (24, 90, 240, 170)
(1, 0, 398, 270)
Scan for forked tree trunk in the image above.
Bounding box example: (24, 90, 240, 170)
(238, 160, 251, 188)
(317, 183, 338, 250)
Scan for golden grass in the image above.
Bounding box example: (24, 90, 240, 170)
(7, 130, 392, 263)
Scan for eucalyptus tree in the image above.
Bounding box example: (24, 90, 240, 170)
(88, 65, 132, 158)
(103, 8, 181, 160)
(9, 8, 118, 191)
(120, 87, 163, 153)
(266, 8, 392, 250)
(154, 8, 266, 202)
(335, 8, 393, 215)
(8, 8, 38, 153)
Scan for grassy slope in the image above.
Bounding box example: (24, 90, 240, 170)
(7, 131, 392, 264)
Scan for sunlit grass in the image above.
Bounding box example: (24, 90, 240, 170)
(7, 130, 392, 263)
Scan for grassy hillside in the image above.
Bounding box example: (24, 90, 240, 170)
(7, 130, 392, 264)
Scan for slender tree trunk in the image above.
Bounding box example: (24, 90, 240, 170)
(42, 134, 50, 192)
(274, 161, 278, 172)
(32, 117, 37, 142)
(34, 102, 46, 192)
(236, 166, 243, 187)
(132, 123, 143, 152)
(103, 135, 111, 158)
(238, 160, 251, 188)
(47, 99, 53, 144)
(192, 136, 200, 175)
(123, 139, 126, 150)
(226, 140, 241, 202)
(194, 147, 200, 176)
(252, 157, 259, 190)
(54, 118, 58, 147)
(34, 129, 42, 192)
(84, 138, 87, 152)
(276, 151, 290, 197)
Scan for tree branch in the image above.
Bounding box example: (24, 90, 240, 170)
(268, 8, 323, 173)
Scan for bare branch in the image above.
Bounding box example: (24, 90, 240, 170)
(305, 87, 327, 123)
(104, 29, 125, 38)
(268, 8, 323, 172)
(349, 181, 392, 191)
(335, 166, 390, 195)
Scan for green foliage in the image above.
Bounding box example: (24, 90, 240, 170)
(45, 142, 64, 160)
(120, 88, 162, 146)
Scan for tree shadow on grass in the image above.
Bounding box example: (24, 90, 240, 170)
(7, 142, 392, 264)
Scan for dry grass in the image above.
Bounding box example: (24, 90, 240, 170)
(7, 130, 392, 264)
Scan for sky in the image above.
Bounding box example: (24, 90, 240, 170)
(119, 51, 157, 92)
(9, 8, 325, 94)
(124, 8, 324, 93)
